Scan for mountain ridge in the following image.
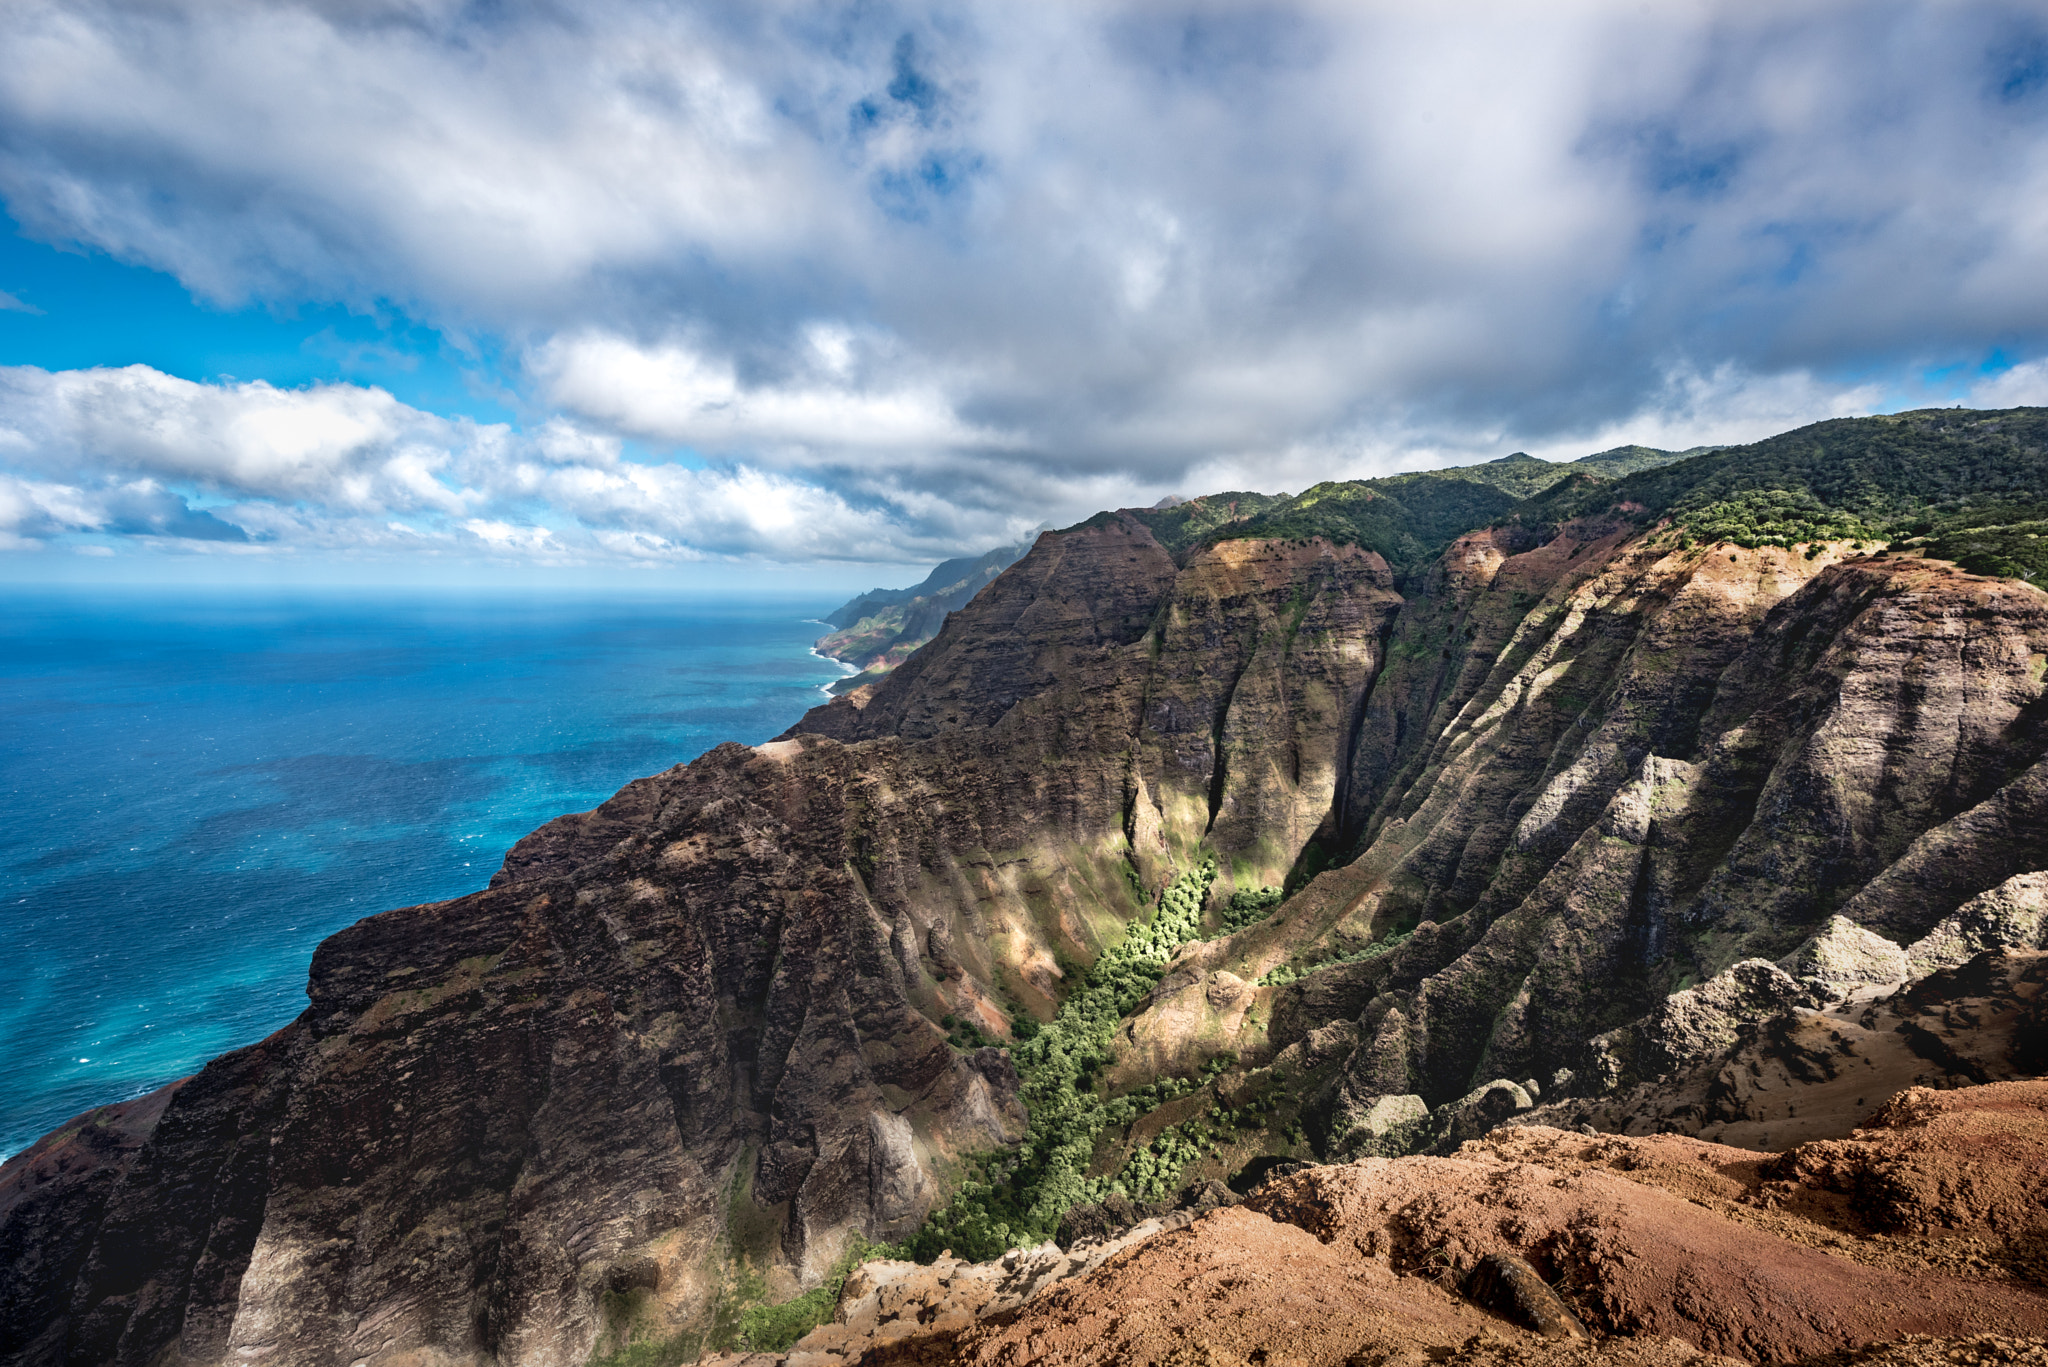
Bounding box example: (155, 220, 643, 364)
(4, 408, 2047, 1367)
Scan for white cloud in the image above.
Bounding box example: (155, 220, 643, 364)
(528, 331, 1016, 461)
(1, 1, 2046, 561)
(0, 363, 1029, 561)
(1969, 360, 2048, 409)
(0, 365, 482, 512)
(1511, 364, 1893, 464)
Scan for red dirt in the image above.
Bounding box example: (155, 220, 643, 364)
(852, 1083, 2048, 1367)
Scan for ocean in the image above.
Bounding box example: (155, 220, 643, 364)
(0, 587, 851, 1161)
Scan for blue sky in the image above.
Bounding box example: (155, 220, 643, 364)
(0, 222, 514, 422)
(1, 0, 2046, 585)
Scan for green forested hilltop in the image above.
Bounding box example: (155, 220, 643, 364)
(1417, 443, 1712, 499)
(1529, 406, 2048, 579)
(1078, 409, 2048, 584)
(1212, 476, 1521, 574)
(1069, 445, 1703, 575)
(1070, 490, 1288, 558)
(1546, 408, 2044, 516)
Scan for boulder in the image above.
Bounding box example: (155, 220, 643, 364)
(1435, 1079, 1535, 1149)
(1332, 1093, 1432, 1160)
(1589, 959, 1808, 1089)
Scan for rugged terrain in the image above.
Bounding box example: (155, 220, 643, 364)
(812, 538, 1034, 692)
(2, 408, 2046, 1367)
(706, 1080, 2048, 1367)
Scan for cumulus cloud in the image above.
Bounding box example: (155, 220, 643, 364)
(0, 364, 1015, 562)
(1969, 359, 2048, 409)
(528, 331, 1017, 462)
(0, 365, 482, 513)
(1, 1, 2045, 562)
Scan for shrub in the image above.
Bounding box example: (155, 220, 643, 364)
(906, 856, 1220, 1260)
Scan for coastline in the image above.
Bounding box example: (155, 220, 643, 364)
(0, 595, 849, 1163)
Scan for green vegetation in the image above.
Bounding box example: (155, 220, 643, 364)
(1528, 409, 2048, 558)
(1213, 476, 1520, 577)
(1671, 489, 1874, 550)
(906, 856, 1220, 1261)
(1570, 444, 1720, 482)
(735, 1237, 901, 1352)
(1422, 445, 1709, 500)
(1074, 491, 1288, 558)
(1897, 504, 2048, 583)
(1213, 885, 1283, 936)
(1257, 930, 1412, 988)
(942, 1012, 998, 1052)
(1064, 411, 2048, 593)
(588, 1235, 904, 1366)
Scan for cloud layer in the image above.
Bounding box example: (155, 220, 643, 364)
(3, 1, 2047, 563)
(0, 364, 1008, 561)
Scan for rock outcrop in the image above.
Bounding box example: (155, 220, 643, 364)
(1907, 874, 2048, 976)
(1533, 950, 2048, 1149)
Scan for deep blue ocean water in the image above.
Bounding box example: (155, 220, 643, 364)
(0, 588, 850, 1160)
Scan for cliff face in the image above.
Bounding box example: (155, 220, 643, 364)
(1131, 530, 2048, 1124)
(812, 538, 1034, 687)
(4, 434, 2046, 1366)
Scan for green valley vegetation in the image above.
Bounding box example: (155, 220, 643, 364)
(590, 1222, 904, 1364)
(907, 855, 1222, 1262)
(1213, 885, 1283, 936)
(730, 1237, 901, 1353)
(1256, 929, 1413, 988)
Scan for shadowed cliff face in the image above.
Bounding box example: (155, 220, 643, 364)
(3, 505, 2045, 1367)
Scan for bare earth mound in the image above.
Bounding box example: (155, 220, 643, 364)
(770, 1082, 2048, 1367)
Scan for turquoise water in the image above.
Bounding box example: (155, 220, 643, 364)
(0, 588, 849, 1161)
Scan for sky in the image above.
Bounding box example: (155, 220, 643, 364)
(2, 0, 2047, 587)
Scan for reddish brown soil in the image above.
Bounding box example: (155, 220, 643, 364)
(855, 1083, 2048, 1367)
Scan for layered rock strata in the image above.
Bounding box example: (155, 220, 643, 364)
(0, 522, 1406, 1367)
(1136, 541, 2048, 1157)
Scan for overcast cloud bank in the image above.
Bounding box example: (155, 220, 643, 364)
(2, 0, 2046, 566)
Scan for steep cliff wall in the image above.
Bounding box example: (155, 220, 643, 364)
(1129, 536, 2047, 1127)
